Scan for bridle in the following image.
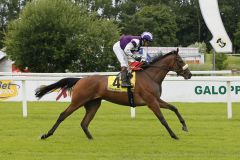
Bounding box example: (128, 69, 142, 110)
(141, 53, 189, 81)
(173, 55, 189, 76)
(144, 54, 189, 75)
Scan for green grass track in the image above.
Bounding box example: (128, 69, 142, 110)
(0, 101, 240, 160)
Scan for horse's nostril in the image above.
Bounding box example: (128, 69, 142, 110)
(189, 73, 192, 79)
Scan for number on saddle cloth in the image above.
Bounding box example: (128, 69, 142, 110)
(107, 72, 136, 92)
(107, 72, 136, 107)
(112, 76, 121, 88)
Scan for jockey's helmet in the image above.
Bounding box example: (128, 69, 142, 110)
(141, 32, 153, 42)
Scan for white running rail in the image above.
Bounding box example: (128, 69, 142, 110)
(0, 71, 239, 119)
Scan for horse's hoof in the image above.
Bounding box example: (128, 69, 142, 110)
(171, 135, 179, 140)
(40, 134, 48, 140)
(87, 136, 93, 140)
(182, 126, 188, 132)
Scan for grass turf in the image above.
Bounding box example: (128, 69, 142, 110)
(0, 101, 240, 160)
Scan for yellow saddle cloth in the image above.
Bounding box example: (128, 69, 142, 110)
(107, 72, 136, 92)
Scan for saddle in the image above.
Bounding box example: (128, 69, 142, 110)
(129, 61, 145, 71)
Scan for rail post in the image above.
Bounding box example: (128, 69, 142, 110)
(227, 81, 232, 119)
(130, 107, 135, 118)
(22, 80, 27, 117)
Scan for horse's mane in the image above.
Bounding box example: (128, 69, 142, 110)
(140, 50, 178, 69)
(150, 50, 178, 64)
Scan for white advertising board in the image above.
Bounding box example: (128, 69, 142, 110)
(162, 81, 240, 102)
(1, 79, 239, 102)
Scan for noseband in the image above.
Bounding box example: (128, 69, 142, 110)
(174, 57, 189, 76)
(182, 64, 188, 70)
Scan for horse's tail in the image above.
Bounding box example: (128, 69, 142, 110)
(35, 78, 81, 99)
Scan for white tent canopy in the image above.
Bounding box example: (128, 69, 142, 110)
(0, 50, 6, 60)
(0, 50, 13, 72)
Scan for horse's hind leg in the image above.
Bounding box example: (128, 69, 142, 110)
(80, 98, 101, 140)
(158, 99, 188, 132)
(41, 103, 81, 140)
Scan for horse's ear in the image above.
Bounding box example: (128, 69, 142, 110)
(176, 48, 179, 54)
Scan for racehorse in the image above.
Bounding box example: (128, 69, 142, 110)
(36, 49, 192, 140)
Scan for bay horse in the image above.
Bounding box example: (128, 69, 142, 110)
(36, 49, 192, 140)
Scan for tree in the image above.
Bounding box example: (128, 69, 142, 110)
(73, 0, 122, 20)
(171, 0, 210, 47)
(219, 0, 240, 53)
(215, 53, 228, 70)
(120, 5, 178, 46)
(0, 0, 29, 48)
(67, 19, 120, 72)
(4, 0, 120, 72)
(71, 0, 240, 52)
(188, 42, 207, 54)
(234, 22, 240, 51)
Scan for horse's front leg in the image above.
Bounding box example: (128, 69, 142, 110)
(146, 99, 178, 140)
(158, 99, 188, 132)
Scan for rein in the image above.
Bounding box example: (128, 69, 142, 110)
(144, 64, 170, 71)
(143, 58, 188, 73)
(141, 54, 189, 79)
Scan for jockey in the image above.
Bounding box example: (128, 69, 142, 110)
(113, 32, 153, 87)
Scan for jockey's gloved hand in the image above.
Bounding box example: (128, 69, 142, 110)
(132, 55, 142, 62)
(140, 57, 146, 62)
(141, 59, 149, 65)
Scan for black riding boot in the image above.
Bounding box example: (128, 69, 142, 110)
(121, 67, 131, 87)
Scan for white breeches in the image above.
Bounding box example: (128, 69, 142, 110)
(113, 41, 129, 67)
